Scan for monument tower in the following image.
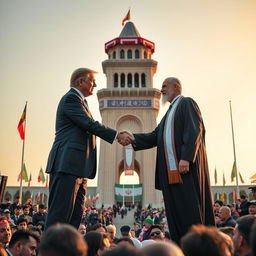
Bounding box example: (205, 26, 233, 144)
(97, 18, 162, 207)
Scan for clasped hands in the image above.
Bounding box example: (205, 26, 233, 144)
(117, 131, 135, 146)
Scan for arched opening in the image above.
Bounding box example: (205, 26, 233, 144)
(134, 73, 139, 88)
(144, 51, 147, 59)
(141, 73, 146, 87)
(135, 49, 140, 59)
(113, 51, 116, 59)
(121, 73, 125, 87)
(114, 73, 118, 88)
(127, 73, 132, 88)
(127, 49, 132, 59)
(120, 49, 125, 59)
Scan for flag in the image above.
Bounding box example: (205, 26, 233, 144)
(38, 168, 46, 183)
(221, 191, 225, 202)
(45, 175, 49, 188)
(17, 104, 27, 140)
(223, 173, 226, 186)
(250, 173, 256, 180)
(239, 172, 245, 184)
(214, 167, 217, 184)
(18, 163, 28, 182)
(233, 188, 237, 201)
(122, 10, 131, 26)
(28, 173, 32, 187)
(35, 192, 40, 204)
(231, 161, 237, 182)
(87, 195, 91, 203)
(95, 193, 100, 201)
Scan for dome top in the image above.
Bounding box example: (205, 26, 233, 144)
(119, 22, 141, 37)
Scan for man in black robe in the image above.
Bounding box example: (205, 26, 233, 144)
(128, 77, 214, 243)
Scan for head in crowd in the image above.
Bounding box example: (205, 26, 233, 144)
(106, 225, 116, 242)
(213, 200, 223, 214)
(78, 223, 87, 236)
(8, 230, 39, 256)
(120, 225, 131, 238)
(85, 231, 109, 256)
(251, 220, 256, 256)
(240, 195, 247, 202)
(249, 186, 256, 200)
(36, 221, 44, 231)
(101, 246, 143, 256)
(3, 209, 11, 219)
(38, 205, 46, 214)
(0, 218, 11, 247)
(233, 215, 256, 256)
(181, 224, 231, 256)
(248, 201, 256, 215)
(214, 214, 221, 226)
(14, 206, 22, 216)
(116, 238, 135, 249)
(218, 206, 231, 222)
(22, 206, 30, 216)
(91, 223, 107, 234)
(219, 227, 235, 238)
(39, 223, 87, 256)
(17, 217, 28, 230)
(141, 241, 184, 256)
(29, 227, 42, 238)
(219, 231, 234, 256)
(148, 225, 165, 241)
(144, 218, 153, 229)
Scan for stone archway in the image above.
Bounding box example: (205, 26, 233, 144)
(118, 159, 141, 184)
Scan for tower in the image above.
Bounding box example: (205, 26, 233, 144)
(97, 20, 162, 207)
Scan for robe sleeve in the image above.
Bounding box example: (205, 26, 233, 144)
(180, 98, 203, 162)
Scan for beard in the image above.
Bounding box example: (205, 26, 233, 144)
(161, 94, 169, 106)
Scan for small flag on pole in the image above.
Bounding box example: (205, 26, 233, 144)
(17, 104, 27, 140)
(45, 175, 49, 188)
(214, 167, 217, 185)
(122, 10, 131, 26)
(239, 172, 245, 184)
(38, 168, 46, 183)
(28, 173, 32, 187)
(233, 188, 237, 201)
(231, 161, 237, 182)
(221, 191, 225, 202)
(223, 172, 226, 186)
(18, 163, 28, 182)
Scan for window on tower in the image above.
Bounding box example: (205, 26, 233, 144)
(121, 73, 125, 87)
(120, 49, 125, 59)
(113, 51, 116, 59)
(135, 49, 140, 59)
(134, 73, 139, 87)
(144, 51, 147, 59)
(127, 49, 132, 59)
(127, 73, 132, 87)
(114, 73, 118, 88)
(141, 73, 146, 87)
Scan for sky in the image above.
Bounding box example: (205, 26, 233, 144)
(1, 0, 256, 188)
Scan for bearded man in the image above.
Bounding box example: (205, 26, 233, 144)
(128, 77, 214, 243)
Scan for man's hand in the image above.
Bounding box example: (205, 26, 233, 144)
(178, 160, 190, 174)
(117, 131, 135, 146)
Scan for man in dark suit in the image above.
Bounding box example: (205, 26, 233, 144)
(45, 68, 132, 229)
(126, 77, 214, 244)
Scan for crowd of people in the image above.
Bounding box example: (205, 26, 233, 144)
(0, 186, 255, 256)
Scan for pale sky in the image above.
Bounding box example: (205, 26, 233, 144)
(1, 0, 256, 188)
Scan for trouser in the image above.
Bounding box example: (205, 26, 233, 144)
(45, 172, 87, 230)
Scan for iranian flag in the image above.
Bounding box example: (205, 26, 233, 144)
(122, 10, 130, 26)
(17, 103, 27, 140)
(38, 168, 46, 183)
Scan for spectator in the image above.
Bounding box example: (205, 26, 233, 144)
(120, 225, 141, 248)
(233, 215, 256, 256)
(227, 204, 239, 220)
(10, 197, 20, 215)
(249, 186, 256, 201)
(6, 230, 39, 256)
(84, 231, 109, 256)
(148, 225, 165, 241)
(91, 223, 107, 234)
(181, 225, 231, 256)
(218, 206, 236, 228)
(215, 214, 221, 226)
(239, 195, 249, 217)
(11, 206, 22, 225)
(78, 223, 87, 236)
(248, 201, 256, 215)
(102, 246, 143, 256)
(138, 218, 153, 241)
(32, 204, 47, 226)
(116, 238, 135, 249)
(3, 210, 14, 225)
(213, 200, 224, 215)
(134, 223, 141, 238)
(141, 241, 184, 256)
(251, 221, 256, 256)
(0, 218, 12, 249)
(39, 223, 87, 256)
(20, 206, 33, 223)
(17, 218, 28, 230)
(29, 227, 42, 238)
(106, 225, 117, 244)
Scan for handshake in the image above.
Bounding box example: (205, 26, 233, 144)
(116, 131, 135, 146)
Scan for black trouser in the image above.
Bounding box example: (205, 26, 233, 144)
(45, 172, 87, 230)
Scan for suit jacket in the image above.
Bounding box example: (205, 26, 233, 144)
(46, 88, 116, 178)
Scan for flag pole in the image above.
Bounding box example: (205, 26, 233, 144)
(19, 101, 28, 203)
(229, 100, 239, 196)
